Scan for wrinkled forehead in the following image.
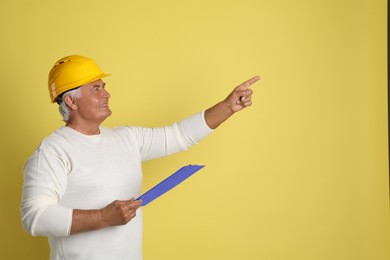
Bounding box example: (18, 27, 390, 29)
(79, 79, 106, 92)
(82, 79, 105, 88)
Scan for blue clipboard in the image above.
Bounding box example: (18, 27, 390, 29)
(137, 165, 205, 206)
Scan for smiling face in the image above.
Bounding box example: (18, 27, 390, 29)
(70, 79, 112, 126)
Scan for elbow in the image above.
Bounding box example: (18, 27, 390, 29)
(21, 215, 36, 236)
(20, 203, 40, 236)
(20, 201, 72, 237)
(20, 197, 52, 237)
(21, 218, 35, 236)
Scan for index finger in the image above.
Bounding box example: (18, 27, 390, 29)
(123, 199, 142, 209)
(119, 198, 136, 205)
(239, 75, 261, 89)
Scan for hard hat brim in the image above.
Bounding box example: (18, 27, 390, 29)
(51, 72, 111, 103)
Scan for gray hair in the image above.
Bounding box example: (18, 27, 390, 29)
(58, 88, 82, 122)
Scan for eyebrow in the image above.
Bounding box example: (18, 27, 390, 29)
(91, 82, 106, 91)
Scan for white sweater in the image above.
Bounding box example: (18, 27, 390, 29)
(21, 112, 212, 260)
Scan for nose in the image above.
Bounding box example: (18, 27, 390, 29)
(102, 88, 110, 98)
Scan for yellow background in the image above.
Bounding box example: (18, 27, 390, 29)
(0, 0, 388, 259)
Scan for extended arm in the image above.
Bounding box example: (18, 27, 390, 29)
(205, 76, 260, 129)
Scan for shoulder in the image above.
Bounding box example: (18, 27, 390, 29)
(39, 127, 72, 150)
(25, 128, 72, 171)
(31, 127, 83, 159)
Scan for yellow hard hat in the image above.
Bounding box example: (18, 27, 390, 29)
(48, 55, 111, 103)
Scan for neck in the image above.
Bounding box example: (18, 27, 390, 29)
(66, 118, 102, 135)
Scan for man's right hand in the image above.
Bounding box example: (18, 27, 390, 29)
(100, 198, 142, 226)
(70, 198, 142, 235)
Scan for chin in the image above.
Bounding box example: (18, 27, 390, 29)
(104, 110, 112, 118)
(99, 110, 112, 122)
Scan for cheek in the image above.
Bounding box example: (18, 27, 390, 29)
(77, 99, 99, 113)
(86, 98, 99, 107)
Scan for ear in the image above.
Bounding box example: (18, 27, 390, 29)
(64, 95, 78, 110)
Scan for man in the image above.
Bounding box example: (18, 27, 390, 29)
(21, 55, 260, 259)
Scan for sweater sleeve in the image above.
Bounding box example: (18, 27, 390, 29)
(129, 111, 213, 161)
(20, 148, 73, 237)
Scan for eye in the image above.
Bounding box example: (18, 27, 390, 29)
(91, 83, 106, 93)
(89, 86, 97, 93)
